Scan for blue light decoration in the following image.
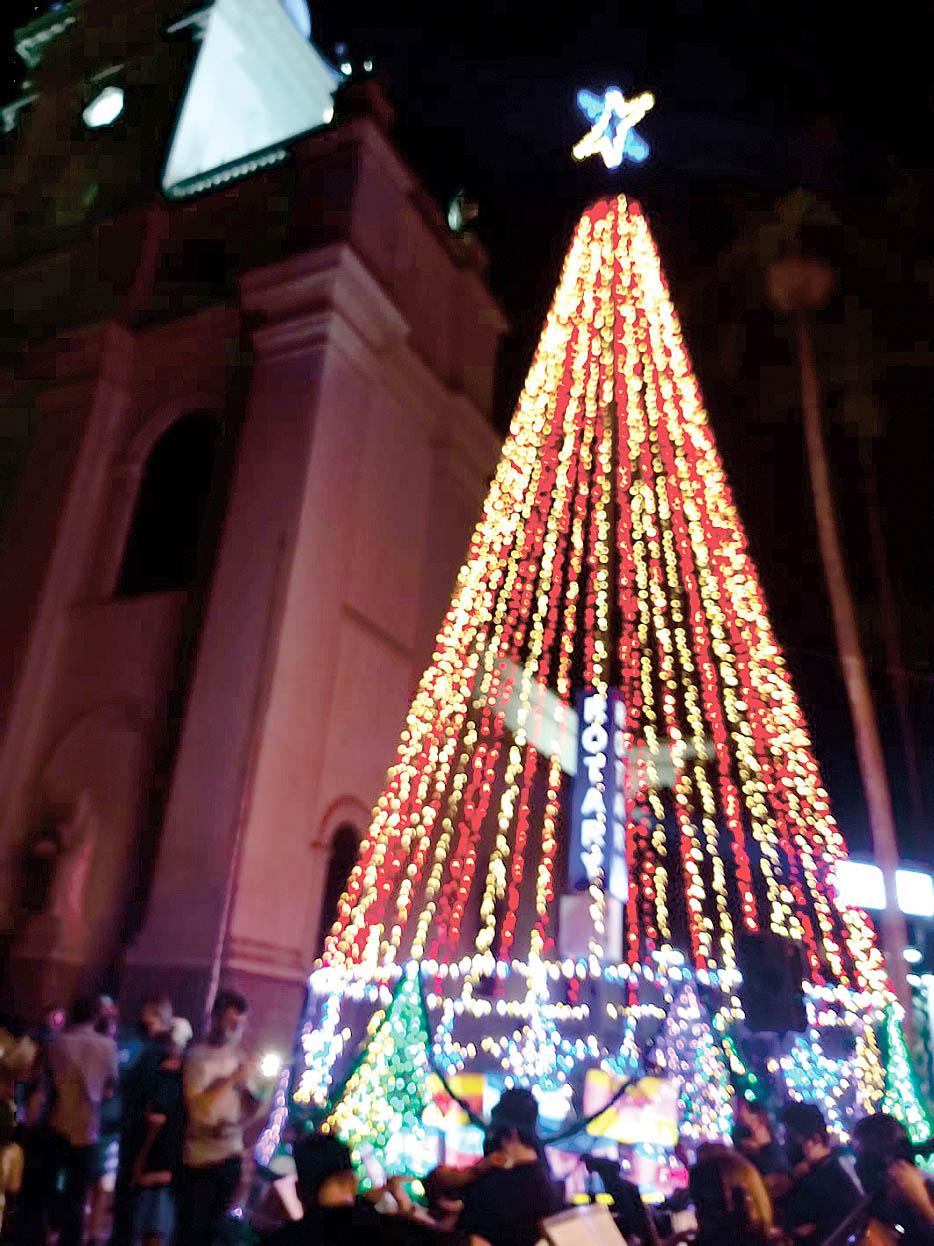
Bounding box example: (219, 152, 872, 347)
(569, 691, 628, 902)
(573, 88, 654, 169)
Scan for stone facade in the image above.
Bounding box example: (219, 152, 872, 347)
(0, 4, 503, 1053)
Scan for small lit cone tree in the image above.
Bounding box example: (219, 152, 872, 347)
(782, 1020, 884, 1143)
(646, 983, 734, 1144)
(322, 965, 437, 1178)
(911, 981, 934, 1107)
(880, 1004, 934, 1150)
(263, 194, 896, 1168)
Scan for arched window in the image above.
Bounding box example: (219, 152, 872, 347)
(116, 413, 220, 598)
(317, 823, 359, 955)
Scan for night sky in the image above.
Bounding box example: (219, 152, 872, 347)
(3, 2, 932, 860)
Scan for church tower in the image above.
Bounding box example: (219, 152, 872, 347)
(0, 0, 504, 1049)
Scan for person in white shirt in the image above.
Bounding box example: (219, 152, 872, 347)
(176, 989, 264, 1246)
(45, 995, 119, 1246)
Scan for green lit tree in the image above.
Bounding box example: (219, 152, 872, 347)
(323, 966, 436, 1179)
(880, 1003, 934, 1146)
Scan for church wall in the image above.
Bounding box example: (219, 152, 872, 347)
(0, 328, 138, 985)
(122, 334, 332, 1020)
(0, 308, 242, 1011)
(0, 90, 504, 1034)
(0, 393, 88, 732)
(173, 244, 499, 1054)
(344, 387, 434, 653)
(224, 353, 439, 991)
(223, 341, 371, 985)
(292, 117, 504, 419)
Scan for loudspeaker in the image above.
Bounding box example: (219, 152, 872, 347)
(737, 931, 807, 1034)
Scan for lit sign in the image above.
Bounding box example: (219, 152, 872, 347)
(498, 656, 578, 776)
(584, 1071, 679, 1147)
(834, 860, 934, 920)
(896, 870, 934, 918)
(569, 691, 628, 901)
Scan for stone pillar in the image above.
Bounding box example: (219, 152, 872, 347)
(123, 244, 405, 1053)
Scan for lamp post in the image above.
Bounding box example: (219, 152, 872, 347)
(767, 251, 913, 1020)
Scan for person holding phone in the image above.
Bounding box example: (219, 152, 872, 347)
(176, 990, 266, 1246)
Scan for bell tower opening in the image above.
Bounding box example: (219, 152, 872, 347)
(116, 413, 220, 599)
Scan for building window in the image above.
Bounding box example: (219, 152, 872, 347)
(116, 413, 219, 598)
(317, 823, 359, 955)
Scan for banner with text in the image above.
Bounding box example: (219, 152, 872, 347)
(568, 689, 628, 901)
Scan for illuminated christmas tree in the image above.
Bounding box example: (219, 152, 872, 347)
(264, 188, 898, 1176)
(880, 1004, 934, 1147)
(323, 965, 438, 1177)
(647, 983, 734, 1144)
(909, 979, 934, 1108)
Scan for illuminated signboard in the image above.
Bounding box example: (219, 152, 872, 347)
(583, 1070, 679, 1147)
(834, 860, 934, 919)
(569, 690, 628, 901)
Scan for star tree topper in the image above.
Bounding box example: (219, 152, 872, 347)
(573, 87, 654, 168)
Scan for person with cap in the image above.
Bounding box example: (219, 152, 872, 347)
(428, 1088, 564, 1246)
(264, 1131, 489, 1245)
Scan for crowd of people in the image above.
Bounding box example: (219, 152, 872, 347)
(4, 991, 934, 1246)
(1, 989, 267, 1246)
(261, 1088, 934, 1246)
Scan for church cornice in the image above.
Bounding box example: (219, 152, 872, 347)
(240, 241, 408, 356)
